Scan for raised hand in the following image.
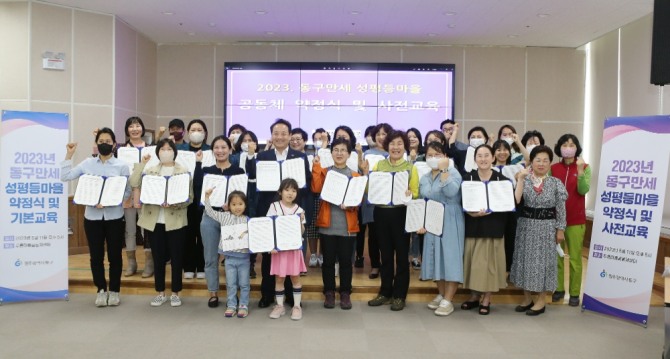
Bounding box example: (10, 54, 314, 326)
(196, 150, 203, 162)
(141, 154, 152, 164)
(247, 142, 257, 156)
(204, 187, 215, 198)
(65, 143, 77, 159)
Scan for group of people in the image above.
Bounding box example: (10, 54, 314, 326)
(61, 116, 590, 319)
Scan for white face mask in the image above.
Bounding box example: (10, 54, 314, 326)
(240, 143, 249, 152)
(314, 140, 323, 149)
(189, 131, 205, 144)
(426, 157, 441, 170)
(502, 137, 514, 146)
(470, 138, 485, 148)
(366, 136, 375, 147)
(526, 144, 537, 153)
(230, 133, 240, 142)
(159, 150, 174, 164)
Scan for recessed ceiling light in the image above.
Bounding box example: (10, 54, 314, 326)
(161, 11, 174, 15)
(265, 31, 275, 35)
(187, 32, 196, 36)
(537, 13, 550, 18)
(447, 24, 456, 28)
(507, 34, 519, 38)
(208, 22, 216, 27)
(350, 11, 361, 15)
(427, 33, 437, 37)
(346, 32, 356, 36)
(255, 10, 267, 15)
(443, 11, 457, 16)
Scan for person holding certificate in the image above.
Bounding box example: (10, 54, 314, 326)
(246, 118, 311, 309)
(227, 124, 247, 168)
(550, 134, 591, 307)
(460, 145, 509, 315)
(311, 138, 363, 310)
(357, 123, 392, 279)
(131, 139, 193, 307)
(446, 125, 489, 176)
(406, 128, 425, 270)
(194, 135, 245, 308)
(235, 130, 260, 278)
(61, 128, 131, 307)
(510, 146, 567, 316)
(179, 119, 210, 281)
(364, 130, 420, 311)
(418, 142, 464, 316)
(290, 128, 315, 272)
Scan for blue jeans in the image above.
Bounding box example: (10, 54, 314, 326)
(225, 255, 250, 308)
(200, 214, 221, 292)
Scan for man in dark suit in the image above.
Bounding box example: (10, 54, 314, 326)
(246, 118, 312, 308)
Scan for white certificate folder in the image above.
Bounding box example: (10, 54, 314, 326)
(247, 215, 302, 253)
(73, 174, 128, 207)
(461, 180, 515, 212)
(367, 171, 409, 205)
(319, 171, 368, 207)
(404, 199, 445, 236)
(255, 158, 307, 191)
(139, 173, 191, 205)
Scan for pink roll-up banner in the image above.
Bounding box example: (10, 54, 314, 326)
(583, 115, 670, 326)
(0, 111, 69, 304)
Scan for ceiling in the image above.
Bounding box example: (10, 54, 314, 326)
(40, 0, 654, 48)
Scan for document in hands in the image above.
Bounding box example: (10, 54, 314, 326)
(176, 151, 196, 174)
(317, 149, 359, 172)
(247, 215, 302, 253)
(116, 147, 140, 172)
(405, 199, 445, 236)
(218, 223, 249, 253)
(140, 146, 160, 169)
(367, 171, 410, 205)
(320, 171, 368, 207)
(256, 158, 306, 191)
(139, 173, 191, 205)
(200, 150, 216, 167)
(364, 154, 385, 170)
(73, 174, 128, 207)
(461, 180, 515, 212)
(200, 173, 248, 206)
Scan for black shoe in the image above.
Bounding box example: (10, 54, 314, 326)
(249, 268, 257, 279)
(354, 257, 364, 268)
(526, 306, 546, 316)
(568, 296, 580, 307)
(208, 296, 219, 308)
(551, 291, 565, 302)
(258, 297, 272, 308)
(514, 301, 534, 313)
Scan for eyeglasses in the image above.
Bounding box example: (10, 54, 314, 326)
(290, 138, 304, 143)
(332, 149, 348, 154)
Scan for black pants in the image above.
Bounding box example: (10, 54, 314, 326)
(150, 224, 185, 292)
(374, 206, 410, 299)
(367, 222, 381, 268)
(84, 218, 124, 292)
(321, 235, 354, 293)
(260, 253, 293, 299)
(355, 210, 366, 259)
(183, 205, 204, 272)
(504, 212, 517, 272)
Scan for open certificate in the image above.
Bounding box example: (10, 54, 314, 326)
(367, 171, 409, 205)
(247, 215, 302, 253)
(404, 199, 445, 236)
(116, 147, 140, 172)
(461, 180, 515, 212)
(200, 173, 248, 206)
(139, 173, 191, 205)
(364, 154, 385, 170)
(201, 150, 216, 167)
(218, 223, 249, 253)
(73, 174, 128, 207)
(320, 171, 368, 207)
(255, 158, 306, 191)
(316, 149, 359, 172)
(176, 151, 196, 174)
(140, 146, 160, 169)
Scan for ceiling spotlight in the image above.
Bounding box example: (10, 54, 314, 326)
(447, 24, 456, 28)
(255, 10, 267, 15)
(427, 33, 437, 37)
(161, 11, 174, 15)
(443, 11, 457, 16)
(346, 32, 356, 36)
(265, 31, 275, 35)
(537, 13, 550, 18)
(507, 34, 519, 38)
(208, 22, 216, 27)
(350, 11, 361, 15)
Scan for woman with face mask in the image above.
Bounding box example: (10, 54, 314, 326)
(418, 142, 464, 316)
(228, 124, 248, 168)
(446, 125, 490, 177)
(550, 134, 591, 307)
(521, 130, 545, 158)
(178, 120, 210, 280)
(497, 125, 530, 165)
(130, 139, 193, 307)
(61, 128, 131, 307)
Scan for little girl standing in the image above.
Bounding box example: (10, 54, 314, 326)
(203, 189, 251, 318)
(267, 178, 307, 320)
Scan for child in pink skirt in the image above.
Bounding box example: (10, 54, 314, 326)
(267, 178, 307, 320)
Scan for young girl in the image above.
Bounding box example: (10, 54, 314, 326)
(203, 189, 251, 318)
(267, 178, 307, 320)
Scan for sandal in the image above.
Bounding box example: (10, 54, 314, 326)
(478, 304, 491, 315)
(460, 300, 480, 310)
(208, 296, 219, 308)
(224, 307, 237, 317)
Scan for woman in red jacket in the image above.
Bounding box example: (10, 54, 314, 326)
(551, 134, 591, 307)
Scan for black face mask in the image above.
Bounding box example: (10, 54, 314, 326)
(170, 131, 184, 141)
(97, 143, 114, 156)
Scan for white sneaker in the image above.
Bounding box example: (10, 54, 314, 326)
(308, 254, 318, 267)
(196, 272, 206, 279)
(428, 294, 444, 310)
(317, 255, 324, 267)
(334, 262, 339, 277)
(184, 272, 195, 279)
(150, 294, 167, 307)
(107, 291, 120, 306)
(170, 294, 182, 307)
(95, 289, 108, 307)
(269, 304, 286, 319)
(434, 299, 454, 316)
